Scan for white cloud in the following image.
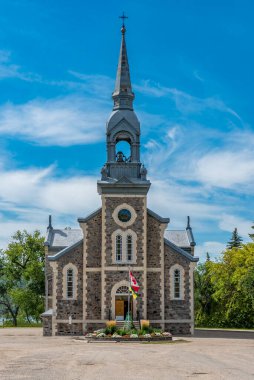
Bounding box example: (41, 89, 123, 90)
(218, 214, 252, 239)
(195, 241, 226, 261)
(195, 150, 254, 188)
(134, 79, 241, 119)
(0, 96, 110, 146)
(0, 164, 101, 248)
(68, 71, 114, 98)
(0, 50, 41, 82)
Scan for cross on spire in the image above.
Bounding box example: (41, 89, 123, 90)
(119, 12, 128, 27)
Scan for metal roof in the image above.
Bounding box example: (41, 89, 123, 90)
(45, 228, 83, 248)
(164, 230, 190, 247)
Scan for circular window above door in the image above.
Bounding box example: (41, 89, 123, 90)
(118, 209, 132, 223)
(112, 203, 137, 227)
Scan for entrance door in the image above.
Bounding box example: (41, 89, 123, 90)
(115, 299, 124, 321)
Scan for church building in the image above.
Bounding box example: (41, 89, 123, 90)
(42, 22, 199, 336)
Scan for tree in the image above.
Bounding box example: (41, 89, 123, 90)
(0, 253, 20, 326)
(227, 228, 243, 249)
(0, 230, 45, 325)
(209, 243, 254, 328)
(249, 222, 254, 241)
(194, 253, 219, 327)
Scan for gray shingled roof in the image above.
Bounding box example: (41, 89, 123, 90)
(45, 228, 83, 248)
(48, 239, 83, 261)
(164, 230, 190, 247)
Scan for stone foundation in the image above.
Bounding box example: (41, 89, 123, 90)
(57, 322, 83, 336)
(165, 323, 191, 335)
(42, 316, 52, 336)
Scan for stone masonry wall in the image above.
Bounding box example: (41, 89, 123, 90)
(147, 214, 161, 268)
(164, 244, 191, 320)
(86, 210, 102, 268)
(165, 323, 191, 336)
(147, 272, 161, 320)
(42, 316, 52, 336)
(57, 323, 83, 336)
(86, 272, 101, 319)
(56, 242, 83, 321)
(105, 197, 145, 267)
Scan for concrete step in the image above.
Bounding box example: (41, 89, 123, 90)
(116, 321, 140, 330)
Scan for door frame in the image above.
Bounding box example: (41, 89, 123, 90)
(111, 280, 137, 320)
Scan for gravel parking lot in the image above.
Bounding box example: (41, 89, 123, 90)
(0, 328, 253, 380)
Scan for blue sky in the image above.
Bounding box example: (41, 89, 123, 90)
(0, 0, 254, 260)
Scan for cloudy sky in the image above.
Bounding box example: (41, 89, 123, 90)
(0, 0, 254, 260)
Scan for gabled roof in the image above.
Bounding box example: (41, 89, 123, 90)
(77, 207, 102, 223)
(164, 238, 199, 262)
(147, 209, 170, 224)
(164, 230, 191, 248)
(48, 239, 83, 261)
(45, 228, 83, 248)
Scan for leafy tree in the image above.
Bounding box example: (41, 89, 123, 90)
(249, 222, 254, 241)
(227, 228, 243, 249)
(0, 230, 45, 325)
(194, 253, 219, 327)
(209, 243, 254, 328)
(0, 253, 20, 326)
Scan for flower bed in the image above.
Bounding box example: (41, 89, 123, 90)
(84, 321, 172, 342)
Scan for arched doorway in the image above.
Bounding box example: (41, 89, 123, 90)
(111, 281, 137, 321)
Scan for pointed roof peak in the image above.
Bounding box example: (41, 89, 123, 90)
(112, 14, 134, 111)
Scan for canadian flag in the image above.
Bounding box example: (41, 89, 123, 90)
(130, 271, 140, 293)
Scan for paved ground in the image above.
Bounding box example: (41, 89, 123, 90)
(0, 328, 254, 380)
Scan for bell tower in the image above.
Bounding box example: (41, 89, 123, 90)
(97, 21, 150, 196)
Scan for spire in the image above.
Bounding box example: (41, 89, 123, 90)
(47, 215, 53, 230)
(112, 13, 134, 110)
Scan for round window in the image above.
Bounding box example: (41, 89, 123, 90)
(118, 209, 132, 223)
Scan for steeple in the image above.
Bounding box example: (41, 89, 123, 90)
(112, 16, 134, 110)
(97, 15, 150, 196)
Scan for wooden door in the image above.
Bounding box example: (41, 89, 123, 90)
(115, 300, 124, 320)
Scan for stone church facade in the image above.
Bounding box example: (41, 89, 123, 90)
(42, 23, 198, 336)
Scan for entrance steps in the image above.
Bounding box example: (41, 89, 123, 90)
(116, 320, 140, 330)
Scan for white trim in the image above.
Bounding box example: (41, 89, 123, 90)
(189, 261, 197, 335)
(112, 229, 137, 264)
(62, 263, 78, 300)
(49, 261, 58, 336)
(143, 196, 147, 319)
(169, 264, 185, 300)
(101, 195, 107, 320)
(160, 224, 167, 330)
(112, 203, 137, 228)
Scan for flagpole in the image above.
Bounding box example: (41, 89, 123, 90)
(128, 266, 130, 327)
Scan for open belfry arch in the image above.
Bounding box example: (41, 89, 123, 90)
(42, 17, 199, 336)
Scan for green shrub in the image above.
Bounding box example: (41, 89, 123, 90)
(104, 325, 117, 335)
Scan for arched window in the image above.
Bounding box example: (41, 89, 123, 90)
(115, 140, 131, 162)
(116, 286, 129, 295)
(67, 268, 74, 299)
(174, 269, 181, 299)
(126, 235, 133, 262)
(115, 235, 122, 262)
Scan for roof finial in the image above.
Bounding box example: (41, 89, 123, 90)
(187, 216, 191, 229)
(47, 215, 53, 230)
(119, 12, 128, 34)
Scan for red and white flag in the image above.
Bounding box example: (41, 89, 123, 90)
(129, 271, 140, 298)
